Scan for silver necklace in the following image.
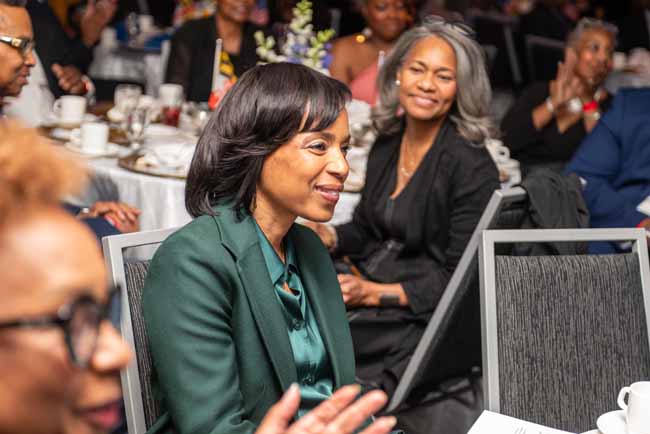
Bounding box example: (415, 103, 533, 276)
(400, 141, 416, 178)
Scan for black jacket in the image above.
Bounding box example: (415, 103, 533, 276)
(514, 169, 590, 256)
(164, 16, 264, 102)
(336, 121, 500, 316)
(501, 81, 612, 172)
(27, 0, 94, 98)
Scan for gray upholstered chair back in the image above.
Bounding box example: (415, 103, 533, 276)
(124, 260, 160, 429)
(480, 229, 650, 433)
(386, 187, 527, 412)
(103, 228, 178, 434)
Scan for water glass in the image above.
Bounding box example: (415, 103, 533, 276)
(125, 107, 149, 148)
(114, 84, 142, 115)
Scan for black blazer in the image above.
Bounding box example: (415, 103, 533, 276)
(27, 0, 94, 98)
(164, 16, 264, 102)
(335, 121, 500, 316)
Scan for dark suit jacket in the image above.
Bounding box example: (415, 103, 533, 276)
(27, 0, 94, 98)
(566, 88, 650, 253)
(336, 122, 500, 316)
(164, 16, 264, 102)
(143, 204, 356, 434)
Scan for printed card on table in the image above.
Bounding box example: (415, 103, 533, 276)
(467, 411, 575, 434)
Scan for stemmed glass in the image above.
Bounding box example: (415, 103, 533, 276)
(114, 84, 142, 116)
(125, 107, 149, 149)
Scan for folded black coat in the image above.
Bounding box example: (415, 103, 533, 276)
(514, 169, 590, 256)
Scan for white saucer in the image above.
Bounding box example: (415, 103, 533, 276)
(43, 113, 99, 128)
(597, 410, 627, 434)
(64, 141, 122, 158)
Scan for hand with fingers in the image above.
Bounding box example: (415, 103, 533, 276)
(80, 201, 141, 233)
(549, 48, 584, 111)
(51, 64, 87, 95)
(337, 274, 368, 306)
(256, 384, 397, 434)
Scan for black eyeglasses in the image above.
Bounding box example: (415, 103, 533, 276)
(0, 35, 35, 57)
(0, 286, 121, 368)
(425, 15, 476, 39)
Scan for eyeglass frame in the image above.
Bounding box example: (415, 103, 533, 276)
(0, 35, 35, 57)
(0, 285, 121, 368)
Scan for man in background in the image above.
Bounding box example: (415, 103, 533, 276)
(0, 0, 35, 107)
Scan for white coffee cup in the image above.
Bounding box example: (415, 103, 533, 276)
(53, 95, 87, 128)
(158, 83, 184, 107)
(100, 27, 117, 48)
(72, 122, 109, 154)
(618, 381, 650, 434)
(485, 138, 511, 164)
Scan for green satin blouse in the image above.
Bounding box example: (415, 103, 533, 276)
(254, 222, 334, 418)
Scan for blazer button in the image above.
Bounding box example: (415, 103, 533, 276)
(292, 319, 304, 330)
(303, 374, 315, 385)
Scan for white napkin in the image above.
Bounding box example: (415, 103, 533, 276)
(141, 143, 196, 171)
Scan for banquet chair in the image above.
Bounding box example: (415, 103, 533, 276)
(466, 9, 523, 89)
(480, 228, 650, 433)
(525, 35, 565, 82)
(385, 186, 529, 413)
(103, 228, 178, 434)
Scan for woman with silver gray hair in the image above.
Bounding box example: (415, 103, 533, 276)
(306, 17, 499, 434)
(501, 18, 617, 174)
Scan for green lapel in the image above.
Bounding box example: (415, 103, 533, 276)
(212, 204, 298, 390)
(289, 225, 356, 388)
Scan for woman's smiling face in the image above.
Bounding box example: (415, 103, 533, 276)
(255, 110, 351, 223)
(396, 35, 458, 123)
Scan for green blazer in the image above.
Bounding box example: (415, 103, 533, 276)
(143, 204, 356, 434)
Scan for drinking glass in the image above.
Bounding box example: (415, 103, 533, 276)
(125, 107, 149, 149)
(114, 84, 142, 115)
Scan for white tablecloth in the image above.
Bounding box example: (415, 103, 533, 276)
(87, 158, 361, 232)
(88, 158, 189, 231)
(89, 45, 164, 96)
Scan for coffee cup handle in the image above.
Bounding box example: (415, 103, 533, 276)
(52, 99, 64, 120)
(617, 386, 631, 410)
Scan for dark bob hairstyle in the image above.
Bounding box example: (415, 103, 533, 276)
(185, 62, 351, 218)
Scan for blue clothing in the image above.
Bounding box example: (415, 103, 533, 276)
(253, 222, 334, 418)
(62, 203, 120, 243)
(565, 88, 650, 253)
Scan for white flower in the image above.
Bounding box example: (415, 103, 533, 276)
(254, 0, 334, 73)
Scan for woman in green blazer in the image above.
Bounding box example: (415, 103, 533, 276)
(143, 63, 378, 434)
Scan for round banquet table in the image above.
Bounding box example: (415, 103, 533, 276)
(88, 158, 189, 231)
(87, 157, 361, 232)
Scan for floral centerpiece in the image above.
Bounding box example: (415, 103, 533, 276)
(254, 0, 335, 74)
